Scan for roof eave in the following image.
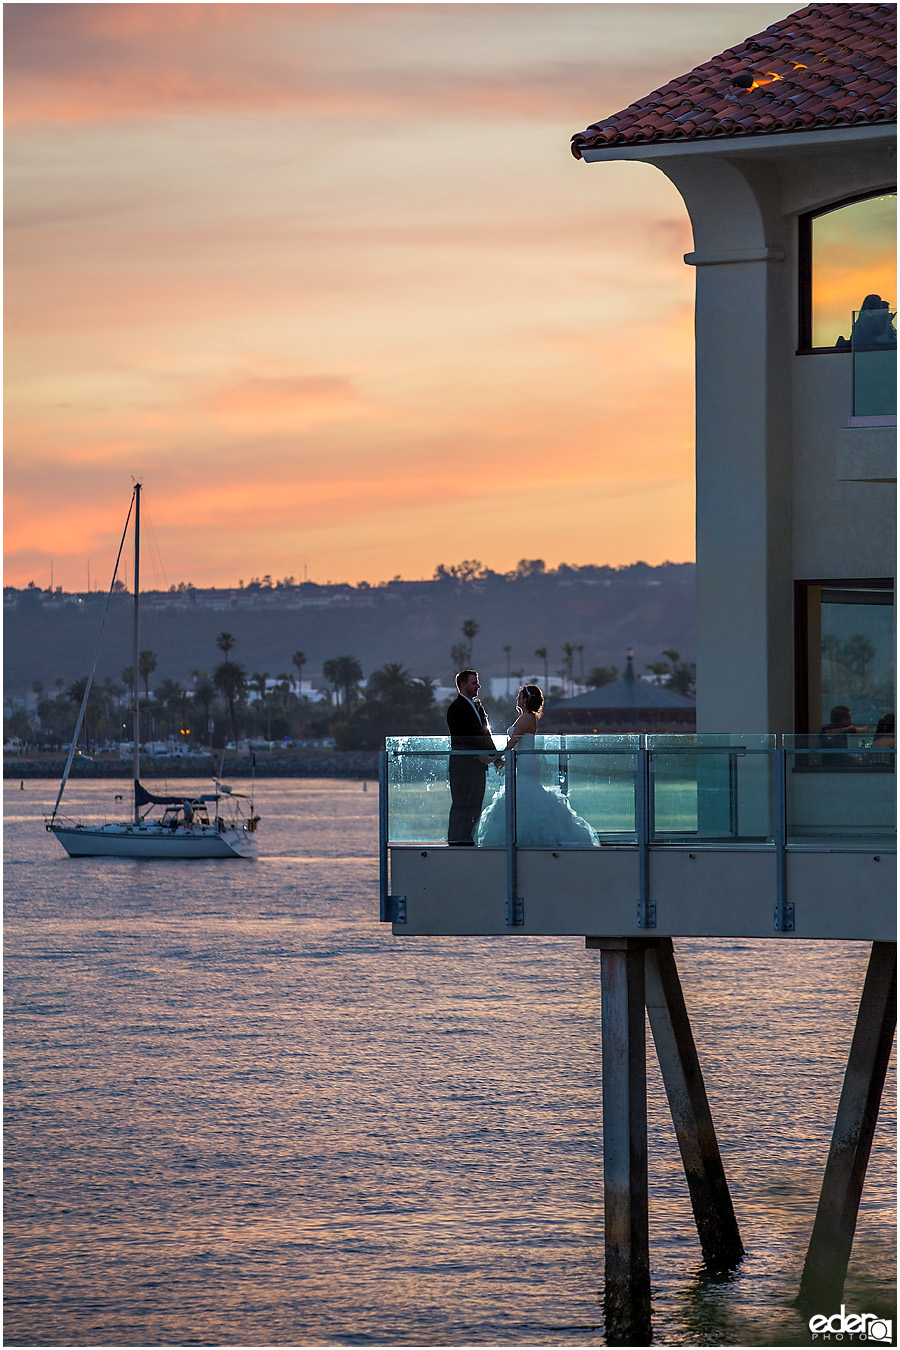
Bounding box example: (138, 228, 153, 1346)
(578, 120, 896, 164)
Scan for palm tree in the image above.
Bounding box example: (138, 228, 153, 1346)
(66, 677, 102, 750)
(322, 658, 341, 707)
(587, 665, 618, 688)
(503, 645, 512, 697)
(216, 632, 236, 657)
(367, 662, 415, 701)
(291, 650, 307, 696)
(450, 642, 469, 675)
(462, 619, 479, 663)
(250, 672, 270, 735)
(535, 647, 549, 686)
(192, 670, 216, 743)
(213, 660, 247, 743)
(138, 649, 157, 699)
(842, 634, 876, 679)
(322, 656, 362, 710)
(155, 678, 186, 740)
(562, 642, 577, 696)
(336, 655, 363, 710)
(275, 673, 293, 714)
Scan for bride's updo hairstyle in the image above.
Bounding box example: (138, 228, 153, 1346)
(520, 684, 544, 717)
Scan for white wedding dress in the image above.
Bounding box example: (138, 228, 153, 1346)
(476, 731, 601, 848)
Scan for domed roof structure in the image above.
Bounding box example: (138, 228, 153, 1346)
(544, 651, 696, 731)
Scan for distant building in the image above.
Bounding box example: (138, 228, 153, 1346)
(542, 651, 696, 732)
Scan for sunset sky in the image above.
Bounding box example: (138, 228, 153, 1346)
(5, 1, 799, 591)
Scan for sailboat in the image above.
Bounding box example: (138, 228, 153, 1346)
(46, 483, 260, 859)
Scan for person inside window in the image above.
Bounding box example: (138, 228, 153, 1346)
(818, 705, 860, 766)
(835, 294, 897, 350)
(871, 713, 895, 751)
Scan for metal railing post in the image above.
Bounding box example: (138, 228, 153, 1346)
(773, 741, 793, 931)
(637, 737, 655, 928)
(558, 734, 570, 798)
(506, 747, 523, 925)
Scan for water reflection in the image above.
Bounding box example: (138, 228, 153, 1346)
(3, 782, 896, 1346)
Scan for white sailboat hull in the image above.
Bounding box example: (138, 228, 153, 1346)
(49, 821, 258, 859)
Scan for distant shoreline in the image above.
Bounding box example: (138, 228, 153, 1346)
(4, 750, 379, 781)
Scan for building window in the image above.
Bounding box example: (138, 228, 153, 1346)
(796, 580, 895, 734)
(799, 192, 897, 351)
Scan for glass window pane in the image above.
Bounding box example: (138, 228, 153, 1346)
(819, 589, 895, 733)
(811, 193, 897, 349)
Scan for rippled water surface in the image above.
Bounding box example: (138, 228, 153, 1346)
(4, 779, 896, 1347)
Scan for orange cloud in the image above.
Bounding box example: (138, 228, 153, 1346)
(196, 373, 361, 433)
(10, 3, 792, 590)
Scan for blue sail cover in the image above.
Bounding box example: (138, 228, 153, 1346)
(134, 780, 220, 807)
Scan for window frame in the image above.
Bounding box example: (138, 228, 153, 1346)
(797, 188, 898, 355)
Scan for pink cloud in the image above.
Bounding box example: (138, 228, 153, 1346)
(4, 3, 792, 129)
(197, 373, 361, 431)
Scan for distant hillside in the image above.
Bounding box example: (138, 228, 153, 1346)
(4, 562, 695, 699)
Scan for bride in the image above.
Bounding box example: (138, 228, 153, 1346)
(476, 685, 600, 848)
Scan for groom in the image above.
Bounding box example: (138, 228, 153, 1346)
(446, 669, 502, 846)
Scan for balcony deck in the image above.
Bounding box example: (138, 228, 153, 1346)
(380, 736, 896, 941)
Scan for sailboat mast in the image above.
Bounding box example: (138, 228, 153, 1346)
(132, 483, 141, 823)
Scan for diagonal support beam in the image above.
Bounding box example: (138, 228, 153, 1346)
(644, 938, 744, 1269)
(798, 940, 897, 1310)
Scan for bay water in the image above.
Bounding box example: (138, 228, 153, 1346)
(4, 779, 896, 1346)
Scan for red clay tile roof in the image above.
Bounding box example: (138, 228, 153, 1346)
(571, 3, 896, 157)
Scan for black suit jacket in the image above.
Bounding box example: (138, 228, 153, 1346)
(446, 696, 497, 756)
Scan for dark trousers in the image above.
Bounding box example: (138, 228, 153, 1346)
(448, 756, 486, 845)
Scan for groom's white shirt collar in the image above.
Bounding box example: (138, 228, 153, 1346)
(459, 692, 482, 719)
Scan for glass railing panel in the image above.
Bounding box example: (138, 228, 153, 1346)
(852, 305, 897, 417)
(784, 735, 896, 840)
(385, 736, 501, 845)
(475, 738, 638, 847)
(648, 734, 775, 842)
(534, 736, 638, 844)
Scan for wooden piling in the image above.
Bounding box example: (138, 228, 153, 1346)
(644, 938, 744, 1269)
(594, 937, 652, 1346)
(798, 940, 897, 1310)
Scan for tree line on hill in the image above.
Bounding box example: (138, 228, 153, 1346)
(4, 620, 694, 754)
(5, 558, 696, 737)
